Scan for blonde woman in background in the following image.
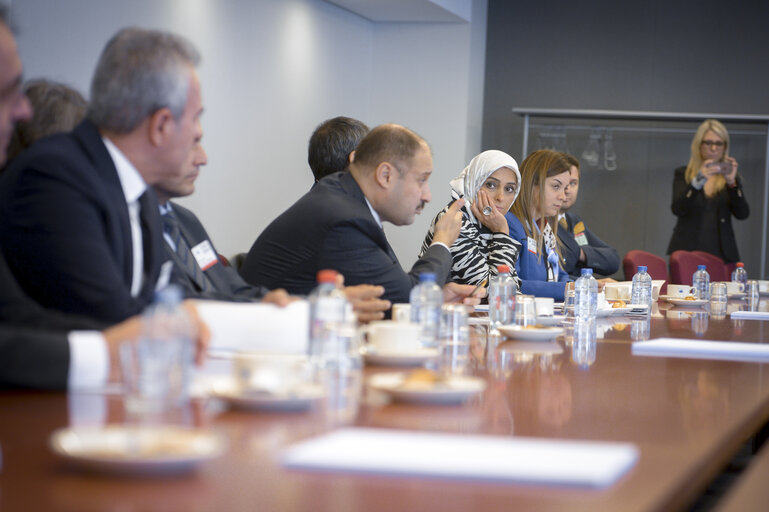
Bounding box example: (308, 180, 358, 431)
(667, 119, 749, 263)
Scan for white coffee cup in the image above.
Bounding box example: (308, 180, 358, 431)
(233, 353, 309, 394)
(391, 303, 412, 323)
(667, 284, 696, 298)
(722, 281, 744, 295)
(757, 280, 769, 293)
(604, 282, 632, 301)
(366, 321, 420, 353)
(534, 297, 554, 317)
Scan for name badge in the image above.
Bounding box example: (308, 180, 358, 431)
(191, 240, 219, 271)
(575, 232, 589, 246)
(527, 237, 537, 254)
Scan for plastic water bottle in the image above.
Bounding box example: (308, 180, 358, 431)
(308, 269, 349, 365)
(308, 270, 362, 424)
(488, 265, 517, 329)
(731, 262, 748, 288)
(630, 265, 652, 312)
(574, 268, 598, 321)
(410, 273, 443, 348)
(692, 265, 710, 300)
(125, 284, 195, 413)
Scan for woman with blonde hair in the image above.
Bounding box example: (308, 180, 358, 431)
(667, 119, 749, 262)
(505, 149, 571, 300)
(420, 149, 521, 286)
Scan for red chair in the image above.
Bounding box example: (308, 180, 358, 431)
(669, 250, 729, 285)
(623, 250, 669, 293)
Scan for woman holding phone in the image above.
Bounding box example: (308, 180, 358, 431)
(667, 119, 749, 262)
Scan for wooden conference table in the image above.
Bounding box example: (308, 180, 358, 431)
(0, 300, 767, 512)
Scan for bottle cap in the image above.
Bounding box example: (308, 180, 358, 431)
(497, 265, 510, 273)
(419, 272, 436, 282)
(316, 269, 338, 284)
(154, 284, 183, 304)
(580, 268, 593, 275)
(638, 266, 647, 272)
(697, 265, 706, 270)
(736, 262, 744, 268)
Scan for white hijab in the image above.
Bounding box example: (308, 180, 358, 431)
(449, 150, 521, 225)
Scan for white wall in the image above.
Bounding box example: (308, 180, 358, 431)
(11, 0, 487, 270)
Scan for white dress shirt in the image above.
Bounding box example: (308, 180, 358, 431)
(102, 137, 147, 298)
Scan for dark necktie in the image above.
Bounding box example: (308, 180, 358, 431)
(161, 208, 212, 292)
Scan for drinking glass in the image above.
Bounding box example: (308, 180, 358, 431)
(514, 296, 536, 327)
(563, 282, 575, 317)
(438, 304, 470, 376)
(709, 282, 728, 306)
(745, 280, 760, 304)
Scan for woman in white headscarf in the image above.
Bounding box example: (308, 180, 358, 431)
(420, 150, 522, 286)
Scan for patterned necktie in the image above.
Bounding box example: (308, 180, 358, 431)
(161, 209, 212, 292)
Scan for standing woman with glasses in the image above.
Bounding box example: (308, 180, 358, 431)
(667, 119, 749, 263)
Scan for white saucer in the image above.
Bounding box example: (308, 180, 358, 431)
(211, 382, 324, 412)
(49, 426, 226, 475)
(474, 304, 489, 312)
(362, 347, 440, 366)
(728, 292, 746, 300)
(535, 315, 566, 326)
(498, 325, 564, 341)
(368, 372, 486, 405)
(667, 298, 708, 307)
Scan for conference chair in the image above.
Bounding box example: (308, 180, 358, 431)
(623, 250, 669, 293)
(669, 250, 730, 285)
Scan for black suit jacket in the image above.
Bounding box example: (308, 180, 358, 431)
(0, 120, 165, 323)
(0, 243, 104, 390)
(666, 166, 749, 262)
(164, 202, 268, 301)
(557, 212, 620, 278)
(239, 171, 451, 304)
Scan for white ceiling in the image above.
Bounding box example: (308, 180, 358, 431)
(323, 0, 472, 23)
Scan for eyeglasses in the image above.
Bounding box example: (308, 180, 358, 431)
(701, 140, 725, 148)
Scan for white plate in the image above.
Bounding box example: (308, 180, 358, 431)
(667, 298, 708, 307)
(368, 372, 486, 405)
(498, 325, 564, 341)
(362, 347, 440, 366)
(49, 426, 226, 475)
(211, 382, 324, 412)
(535, 315, 566, 326)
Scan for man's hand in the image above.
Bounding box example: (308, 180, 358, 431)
(261, 288, 295, 307)
(432, 198, 465, 247)
(443, 281, 486, 306)
(102, 301, 211, 382)
(344, 284, 390, 323)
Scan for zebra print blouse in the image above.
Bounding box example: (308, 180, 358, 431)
(419, 201, 522, 287)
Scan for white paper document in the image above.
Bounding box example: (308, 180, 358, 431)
(192, 299, 309, 355)
(730, 311, 769, 320)
(282, 428, 639, 488)
(632, 337, 769, 362)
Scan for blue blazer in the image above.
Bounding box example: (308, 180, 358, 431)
(240, 171, 451, 304)
(505, 213, 569, 301)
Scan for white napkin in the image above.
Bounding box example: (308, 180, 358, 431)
(282, 428, 638, 488)
(632, 337, 769, 362)
(730, 311, 769, 320)
(192, 299, 309, 355)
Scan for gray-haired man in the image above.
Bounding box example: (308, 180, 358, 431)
(0, 27, 204, 323)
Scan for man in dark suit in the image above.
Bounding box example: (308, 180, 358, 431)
(0, 27, 204, 323)
(154, 139, 390, 321)
(557, 154, 619, 278)
(0, 17, 208, 390)
(240, 124, 476, 305)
